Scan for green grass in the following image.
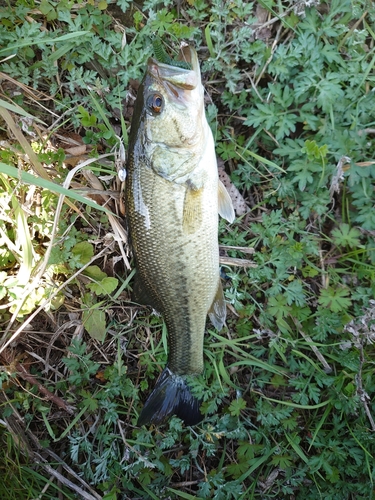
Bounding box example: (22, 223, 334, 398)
(0, 424, 78, 500)
(1, 0, 375, 498)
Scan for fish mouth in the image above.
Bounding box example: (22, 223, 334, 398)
(147, 46, 200, 92)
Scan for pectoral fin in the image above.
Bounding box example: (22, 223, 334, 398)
(208, 279, 227, 331)
(183, 186, 203, 234)
(218, 180, 235, 223)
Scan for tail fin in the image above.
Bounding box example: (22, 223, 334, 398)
(138, 367, 203, 426)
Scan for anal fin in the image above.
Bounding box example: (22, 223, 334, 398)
(208, 279, 227, 331)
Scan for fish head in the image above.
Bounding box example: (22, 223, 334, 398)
(139, 46, 210, 183)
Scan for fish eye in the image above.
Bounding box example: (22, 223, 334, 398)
(147, 93, 163, 114)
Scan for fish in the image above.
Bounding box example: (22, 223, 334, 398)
(125, 45, 235, 426)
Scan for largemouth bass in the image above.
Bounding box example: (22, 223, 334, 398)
(125, 46, 234, 426)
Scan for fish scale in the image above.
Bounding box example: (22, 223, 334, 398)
(128, 166, 217, 375)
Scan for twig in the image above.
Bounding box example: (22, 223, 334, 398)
(292, 318, 332, 373)
(219, 245, 255, 254)
(219, 256, 257, 268)
(34, 456, 102, 500)
(0, 350, 74, 414)
(356, 343, 375, 431)
(255, 22, 284, 87)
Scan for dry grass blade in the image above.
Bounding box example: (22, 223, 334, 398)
(1, 410, 101, 500)
(0, 71, 58, 117)
(219, 256, 257, 267)
(1, 154, 114, 341)
(82, 169, 131, 270)
(0, 226, 115, 354)
(220, 244, 255, 254)
(34, 459, 102, 500)
(37, 448, 103, 500)
(0, 97, 47, 123)
(219, 244, 256, 267)
(0, 106, 50, 180)
(292, 318, 332, 373)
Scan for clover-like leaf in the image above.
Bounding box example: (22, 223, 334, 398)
(318, 286, 352, 313)
(83, 307, 106, 342)
(83, 265, 107, 281)
(71, 241, 94, 266)
(88, 277, 118, 296)
(229, 398, 247, 417)
(331, 223, 362, 249)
